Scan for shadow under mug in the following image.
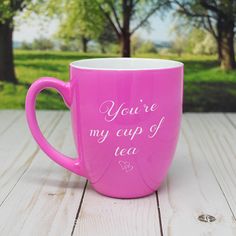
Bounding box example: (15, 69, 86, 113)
(25, 58, 183, 199)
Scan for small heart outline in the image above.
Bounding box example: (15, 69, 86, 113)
(118, 161, 134, 172)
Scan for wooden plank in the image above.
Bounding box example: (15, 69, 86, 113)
(73, 185, 161, 235)
(0, 112, 86, 236)
(184, 113, 236, 216)
(1, 111, 235, 235)
(0, 110, 22, 135)
(0, 111, 61, 204)
(158, 115, 236, 236)
(226, 113, 236, 128)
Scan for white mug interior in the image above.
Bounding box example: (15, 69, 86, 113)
(70, 58, 183, 70)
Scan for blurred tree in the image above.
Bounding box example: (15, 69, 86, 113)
(56, 29, 89, 52)
(34, 0, 104, 53)
(170, 26, 216, 55)
(21, 41, 32, 50)
(32, 37, 54, 50)
(173, 0, 236, 70)
(0, 0, 28, 83)
(56, 29, 90, 52)
(171, 36, 187, 56)
(185, 28, 205, 53)
(170, 22, 189, 56)
(59, 41, 80, 51)
(97, 21, 117, 53)
(193, 33, 217, 55)
(33, 0, 170, 57)
(136, 40, 158, 54)
(131, 35, 143, 55)
(96, 0, 170, 57)
(108, 43, 120, 54)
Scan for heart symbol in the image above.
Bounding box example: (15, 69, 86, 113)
(118, 161, 134, 172)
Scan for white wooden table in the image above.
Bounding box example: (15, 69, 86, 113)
(0, 110, 236, 236)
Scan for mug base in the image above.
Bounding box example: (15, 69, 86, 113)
(90, 182, 156, 199)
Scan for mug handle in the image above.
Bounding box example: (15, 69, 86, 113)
(25, 77, 86, 177)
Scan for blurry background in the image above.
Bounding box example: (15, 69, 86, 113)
(0, 0, 235, 111)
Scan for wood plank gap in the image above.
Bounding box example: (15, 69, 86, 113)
(0, 163, 29, 208)
(0, 112, 23, 136)
(0, 112, 64, 208)
(186, 115, 236, 221)
(224, 113, 236, 129)
(198, 116, 236, 221)
(210, 173, 236, 222)
(156, 191, 164, 236)
(71, 180, 88, 236)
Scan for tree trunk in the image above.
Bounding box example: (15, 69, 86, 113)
(121, 0, 131, 57)
(0, 20, 17, 84)
(81, 36, 88, 53)
(216, 16, 235, 70)
(216, 37, 222, 65)
(120, 33, 131, 57)
(220, 21, 235, 70)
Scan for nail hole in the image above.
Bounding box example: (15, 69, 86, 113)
(198, 214, 216, 223)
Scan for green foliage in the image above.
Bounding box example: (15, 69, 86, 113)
(30, 0, 108, 52)
(35, 0, 105, 42)
(0, 50, 113, 109)
(0, 0, 29, 23)
(29, 0, 171, 56)
(107, 44, 120, 54)
(1, 50, 236, 111)
(69, 0, 104, 39)
(0, 0, 12, 22)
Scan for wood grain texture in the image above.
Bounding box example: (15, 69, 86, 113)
(184, 114, 236, 217)
(226, 113, 236, 128)
(1, 111, 236, 236)
(72, 183, 161, 236)
(158, 114, 236, 236)
(0, 111, 61, 204)
(0, 110, 22, 135)
(0, 112, 86, 236)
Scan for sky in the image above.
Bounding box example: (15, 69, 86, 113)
(13, 11, 174, 43)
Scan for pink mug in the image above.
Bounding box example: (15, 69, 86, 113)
(25, 58, 183, 198)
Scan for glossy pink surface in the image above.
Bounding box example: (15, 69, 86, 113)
(25, 58, 183, 198)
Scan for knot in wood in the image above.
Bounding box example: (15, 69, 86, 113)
(198, 214, 216, 223)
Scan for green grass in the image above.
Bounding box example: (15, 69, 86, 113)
(0, 50, 236, 111)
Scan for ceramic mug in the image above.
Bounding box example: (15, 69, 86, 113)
(25, 58, 183, 198)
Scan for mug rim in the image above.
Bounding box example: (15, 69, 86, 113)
(70, 57, 183, 71)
